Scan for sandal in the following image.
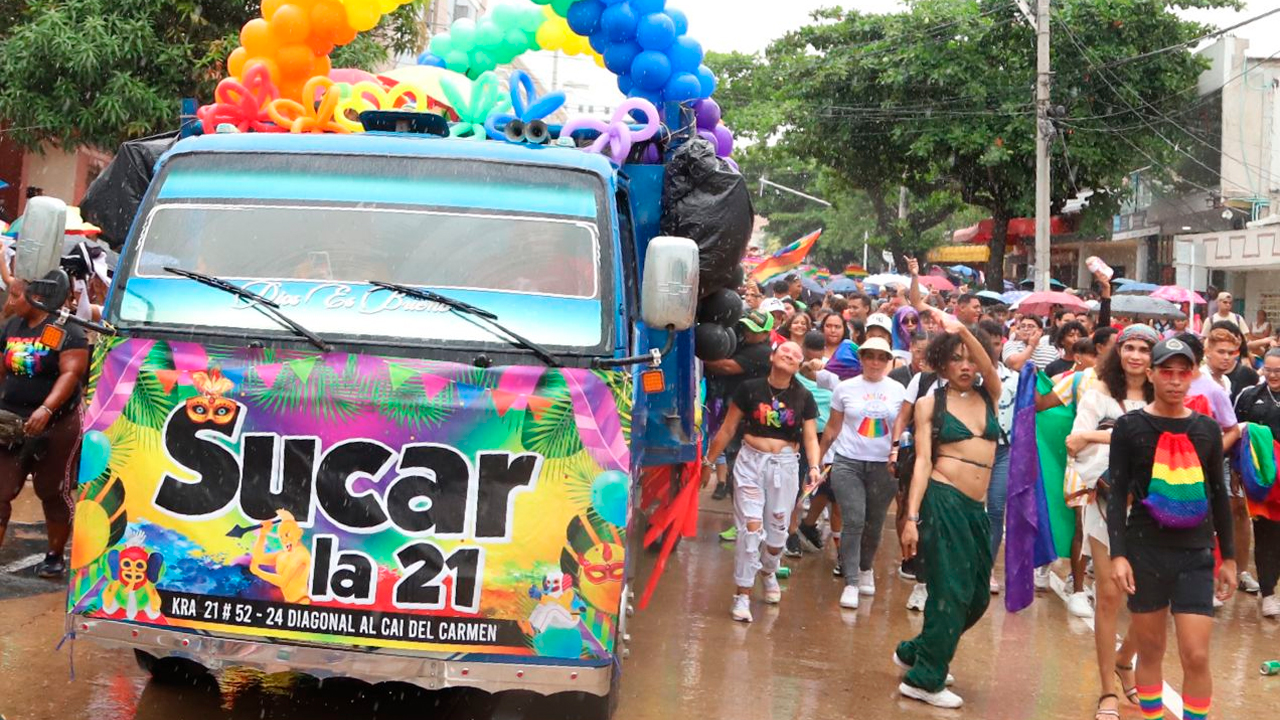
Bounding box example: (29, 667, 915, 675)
(1114, 662, 1138, 705)
(1095, 693, 1120, 719)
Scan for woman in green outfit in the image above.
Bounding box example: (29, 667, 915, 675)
(896, 308, 1002, 709)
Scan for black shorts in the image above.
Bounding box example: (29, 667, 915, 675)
(1126, 544, 1215, 617)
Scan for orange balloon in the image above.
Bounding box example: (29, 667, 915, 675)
(269, 4, 311, 44)
(277, 44, 316, 80)
(227, 46, 248, 78)
(261, 0, 285, 20)
(310, 0, 344, 39)
(312, 54, 332, 78)
(333, 21, 357, 45)
(308, 36, 336, 56)
(277, 81, 304, 103)
(240, 18, 279, 55)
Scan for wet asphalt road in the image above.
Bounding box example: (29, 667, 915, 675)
(3, 491, 1280, 720)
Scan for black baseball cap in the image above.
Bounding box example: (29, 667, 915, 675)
(1151, 337, 1196, 367)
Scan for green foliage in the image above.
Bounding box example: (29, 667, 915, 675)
(120, 341, 179, 432)
(521, 371, 584, 459)
(745, 0, 1231, 287)
(0, 0, 426, 150)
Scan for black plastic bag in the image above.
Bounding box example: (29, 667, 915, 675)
(661, 138, 753, 296)
(80, 132, 180, 249)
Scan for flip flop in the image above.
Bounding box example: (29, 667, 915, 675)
(1115, 663, 1139, 705)
(1095, 693, 1121, 719)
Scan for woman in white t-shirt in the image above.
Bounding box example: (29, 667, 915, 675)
(819, 337, 907, 610)
(1067, 323, 1157, 719)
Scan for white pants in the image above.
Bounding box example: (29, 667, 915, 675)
(733, 443, 800, 587)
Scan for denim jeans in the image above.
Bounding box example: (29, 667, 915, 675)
(986, 443, 1011, 560)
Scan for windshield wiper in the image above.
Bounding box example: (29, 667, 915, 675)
(164, 267, 332, 352)
(368, 280, 560, 367)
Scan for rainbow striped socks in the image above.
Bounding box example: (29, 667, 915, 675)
(1136, 684, 1163, 719)
(1183, 695, 1210, 719)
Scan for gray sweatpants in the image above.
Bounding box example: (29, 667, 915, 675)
(830, 453, 896, 585)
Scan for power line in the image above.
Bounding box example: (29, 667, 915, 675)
(1095, 6, 1280, 70)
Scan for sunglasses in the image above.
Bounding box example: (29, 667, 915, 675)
(903, 318, 918, 326)
(1155, 367, 1193, 380)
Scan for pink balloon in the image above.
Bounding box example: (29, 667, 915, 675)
(330, 68, 379, 85)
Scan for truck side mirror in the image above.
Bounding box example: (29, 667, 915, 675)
(641, 237, 699, 331)
(26, 268, 71, 314)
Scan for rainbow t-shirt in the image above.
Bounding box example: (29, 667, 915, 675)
(830, 375, 907, 461)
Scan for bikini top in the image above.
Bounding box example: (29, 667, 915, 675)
(934, 385, 1001, 445)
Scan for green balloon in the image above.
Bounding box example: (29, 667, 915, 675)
(493, 44, 520, 64)
(518, 6, 544, 31)
(429, 34, 453, 57)
(505, 28, 530, 49)
(550, 0, 574, 17)
(451, 18, 476, 51)
(445, 50, 470, 73)
(492, 4, 519, 29)
(476, 20, 502, 48)
(471, 50, 497, 74)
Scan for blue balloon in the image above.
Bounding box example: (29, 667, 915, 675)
(663, 71, 701, 103)
(630, 0, 665, 15)
(617, 73, 634, 94)
(588, 29, 609, 54)
(601, 0, 627, 4)
(418, 52, 447, 68)
(635, 13, 676, 50)
(532, 626, 583, 659)
(695, 63, 717, 98)
(600, 2, 638, 43)
(628, 87, 665, 115)
(631, 50, 672, 91)
(667, 34, 702, 72)
(79, 430, 111, 484)
(591, 471, 629, 527)
(666, 6, 688, 34)
(603, 40, 641, 75)
(567, 0, 605, 36)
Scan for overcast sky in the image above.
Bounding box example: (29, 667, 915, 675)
(522, 0, 1280, 113)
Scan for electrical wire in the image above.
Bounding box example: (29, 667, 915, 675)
(1094, 6, 1280, 70)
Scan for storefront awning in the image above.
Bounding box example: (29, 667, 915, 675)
(927, 244, 990, 263)
(952, 216, 1074, 244)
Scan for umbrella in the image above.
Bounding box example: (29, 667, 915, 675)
(1019, 277, 1068, 290)
(1108, 294, 1185, 320)
(864, 273, 910, 288)
(948, 264, 977, 278)
(977, 290, 1006, 305)
(799, 275, 824, 295)
(918, 275, 956, 292)
(827, 276, 859, 294)
(1115, 282, 1159, 294)
(1012, 291, 1088, 316)
(1001, 290, 1031, 305)
(1003, 280, 1016, 291)
(1111, 277, 1137, 285)
(3, 206, 101, 238)
(1151, 285, 1206, 304)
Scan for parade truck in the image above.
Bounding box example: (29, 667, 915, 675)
(45, 98, 750, 716)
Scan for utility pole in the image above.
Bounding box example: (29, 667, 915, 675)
(1033, 0, 1052, 292)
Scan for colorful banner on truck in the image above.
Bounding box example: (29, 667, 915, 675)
(67, 339, 632, 663)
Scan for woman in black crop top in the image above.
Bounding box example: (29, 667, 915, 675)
(701, 341, 820, 624)
(1105, 338, 1236, 720)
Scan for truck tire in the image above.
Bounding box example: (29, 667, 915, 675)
(133, 649, 212, 686)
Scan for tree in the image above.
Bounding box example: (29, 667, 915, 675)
(0, 0, 425, 150)
(769, 0, 1229, 288)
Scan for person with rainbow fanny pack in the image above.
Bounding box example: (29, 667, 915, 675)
(1107, 337, 1237, 720)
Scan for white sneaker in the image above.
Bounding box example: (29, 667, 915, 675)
(1261, 595, 1280, 618)
(1212, 596, 1225, 609)
(858, 569, 876, 596)
(839, 585, 860, 609)
(906, 583, 928, 611)
(1067, 591, 1094, 618)
(731, 594, 753, 622)
(1034, 566, 1050, 590)
(989, 575, 1000, 594)
(1240, 571, 1261, 594)
(899, 682, 964, 709)
(762, 573, 782, 604)
(892, 651, 955, 686)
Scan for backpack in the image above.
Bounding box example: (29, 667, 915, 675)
(1133, 413, 1210, 530)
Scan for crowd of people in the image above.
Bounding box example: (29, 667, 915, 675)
(701, 262, 1278, 716)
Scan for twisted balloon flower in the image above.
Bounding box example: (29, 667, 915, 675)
(267, 76, 349, 134)
(440, 71, 510, 140)
(196, 64, 284, 134)
(561, 99, 660, 165)
(334, 81, 435, 132)
(484, 70, 566, 142)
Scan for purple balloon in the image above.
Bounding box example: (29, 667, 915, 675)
(640, 144, 661, 164)
(697, 129, 717, 147)
(713, 124, 733, 157)
(724, 157, 739, 173)
(694, 98, 721, 130)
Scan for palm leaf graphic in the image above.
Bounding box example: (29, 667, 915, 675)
(596, 370, 633, 443)
(521, 371, 583, 459)
(120, 341, 178, 432)
(372, 377, 456, 429)
(246, 353, 363, 421)
(82, 337, 123, 408)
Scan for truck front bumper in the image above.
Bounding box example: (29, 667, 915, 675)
(71, 615, 612, 696)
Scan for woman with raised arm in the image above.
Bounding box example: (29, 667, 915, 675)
(894, 308, 1001, 710)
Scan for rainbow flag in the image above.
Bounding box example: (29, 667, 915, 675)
(750, 229, 822, 282)
(844, 263, 868, 278)
(803, 265, 831, 284)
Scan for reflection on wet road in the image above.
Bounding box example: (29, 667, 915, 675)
(4, 495, 1280, 719)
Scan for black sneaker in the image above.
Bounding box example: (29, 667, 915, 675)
(784, 533, 803, 558)
(35, 553, 65, 579)
(711, 482, 729, 500)
(898, 560, 917, 581)
(798, 522, 824, 552)
(832, 554, 844, 577)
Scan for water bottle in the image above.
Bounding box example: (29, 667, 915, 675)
(1085, 256, 1114, 280)
(1262, 660, 1280, 676)
(900, 429, 913, 449)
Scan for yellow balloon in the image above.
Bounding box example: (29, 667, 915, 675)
(71, 500, 111, 570)
(535, 23, 558, 51)
(335, 80, 390, 131)
(345, 0, 379, 31)
(377, 0, 398, 12)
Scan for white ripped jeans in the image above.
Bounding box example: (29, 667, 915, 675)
(732, 443, 800, 587)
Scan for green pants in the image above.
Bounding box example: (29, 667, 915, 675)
(897, 481, 993, 692)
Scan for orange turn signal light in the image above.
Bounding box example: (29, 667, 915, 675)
(640, 369, 666, 394)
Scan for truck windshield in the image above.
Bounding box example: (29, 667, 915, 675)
(112, 152, 613, 351)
